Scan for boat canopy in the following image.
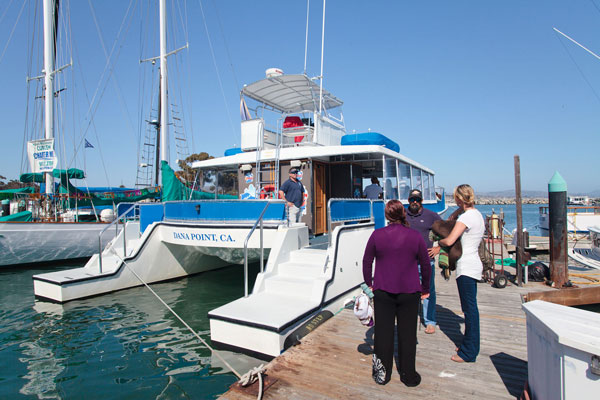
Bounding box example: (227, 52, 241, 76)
(0, 187, 35, 200)
(241, 74, 343, 113)
(20, 168, 85, 183)
(0, 210, 32, 222)
(341, 132, 400, 153)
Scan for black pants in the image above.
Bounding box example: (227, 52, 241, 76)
(372, 290, 420, 384)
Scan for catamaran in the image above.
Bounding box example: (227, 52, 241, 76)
(33, 66, 446, 358)
(32, 1, 446, 359)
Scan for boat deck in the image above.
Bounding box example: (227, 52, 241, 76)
(219, 271, 556, 399)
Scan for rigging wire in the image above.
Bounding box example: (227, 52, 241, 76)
(20, 0, 39, 176)
(0, 0, 16, 26)
(0, 0, 26, 67)
(210, 0, 240, 92)
(553, 28, 600, 106)
(66, 0, 137, 187)
(84, 0, 138, 172)
(174, 0, 196, 155)
(197, 0, 237, 143)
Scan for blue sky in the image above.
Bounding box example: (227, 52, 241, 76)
(0, 0, 598, 194)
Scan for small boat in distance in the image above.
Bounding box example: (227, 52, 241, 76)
(568, 195, 591, 205)
(539, 205, 600, 235)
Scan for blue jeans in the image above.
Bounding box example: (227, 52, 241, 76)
(456, 275, 480, 362)
(419, 260, 436, 326)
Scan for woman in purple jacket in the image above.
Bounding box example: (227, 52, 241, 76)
(363, 200, 431, 386)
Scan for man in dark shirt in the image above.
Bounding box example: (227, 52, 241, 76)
(406, 189, 441, 334)
(278, 168, 305, 223)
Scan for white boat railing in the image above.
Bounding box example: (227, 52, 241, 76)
(326, 199, 383, 246)
(98, 203, 139, 273)
(243, 201, 284, 297)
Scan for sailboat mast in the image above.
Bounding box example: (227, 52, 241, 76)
(159, 0, 169, 176)
(43, 0, 57, 195)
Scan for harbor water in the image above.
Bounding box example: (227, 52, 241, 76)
(0, 262, 263, 399)
(0, 203, 547, 399)
(444, 203, 546, 237)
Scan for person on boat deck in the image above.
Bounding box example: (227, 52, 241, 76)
(279, 168, 305, 223)
(363, 200, 431, 386)
(363, 176, 383, 200)
(405, 189, 441, 335)
(438, 184, 485, 363)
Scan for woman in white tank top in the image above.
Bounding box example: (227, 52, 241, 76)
(439, 184, 484, 363)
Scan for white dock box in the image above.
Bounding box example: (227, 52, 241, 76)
(522, 300, 600, 400)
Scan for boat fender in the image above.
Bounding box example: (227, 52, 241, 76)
(283, 310, 333, 350)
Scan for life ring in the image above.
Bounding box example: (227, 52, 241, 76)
(260, 184, 276, 199)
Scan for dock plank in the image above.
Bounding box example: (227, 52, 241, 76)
(220, 274, 554, 400)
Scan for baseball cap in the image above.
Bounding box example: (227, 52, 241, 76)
(409, 189, 423, 200)
(289, 168, 299, 174)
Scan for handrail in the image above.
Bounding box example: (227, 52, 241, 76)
(327, 198, 378, 246)
(98, 203, 138, 273)
(243, 202, 272, 298)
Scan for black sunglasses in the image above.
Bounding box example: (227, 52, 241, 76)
(408, 197, 422, 203)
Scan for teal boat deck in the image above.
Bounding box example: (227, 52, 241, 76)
(219, 271, 555, 399)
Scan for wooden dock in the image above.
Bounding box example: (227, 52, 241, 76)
(220, 274, 555, 399)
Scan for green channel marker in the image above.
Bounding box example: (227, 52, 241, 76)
(548, 171, 567, 193)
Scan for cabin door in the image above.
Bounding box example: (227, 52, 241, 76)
(313, 162, 327, 234)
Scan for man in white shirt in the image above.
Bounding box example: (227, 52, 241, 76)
(363, 177, 383, 200)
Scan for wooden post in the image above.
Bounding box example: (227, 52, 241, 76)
(514, 155, 523, 286)
(548, 171, 569, 287)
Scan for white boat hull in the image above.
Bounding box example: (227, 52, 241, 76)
(0, 222, 117, 267)
(539, 208, 600, 234)
(32, 220, 281, 302)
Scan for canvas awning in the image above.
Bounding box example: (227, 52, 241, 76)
(241, 74, 343, 114)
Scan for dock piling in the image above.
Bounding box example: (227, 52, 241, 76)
(548, 171, 569, 287)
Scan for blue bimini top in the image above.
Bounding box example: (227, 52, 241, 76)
(340, 132, 400, 153)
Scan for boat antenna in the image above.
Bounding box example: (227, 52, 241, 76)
(553, 27, 600, 61)
(303, 0, 310, 74)
(319, 0, 326, 113)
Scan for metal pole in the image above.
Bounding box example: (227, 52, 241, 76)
(303, 0, 310, 74)
(244, 247, 249, 297)
(42, 0, 55, 197)
(514, 155, 524, 286)
(123, 217, 127, 258)
(318, 0, 326, 113)
(159, 0, 169, 175)
(548, 171, 569, 287)
(98, 237, 103, 273)
(260, 217, 264, 273)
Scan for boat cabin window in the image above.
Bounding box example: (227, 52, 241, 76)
(423, 173, 430, 201)
(383, 157, 398, 200)
(410, 166, 421, 193)
(197, 168, 238, 197)
(398, 162, 411, 200)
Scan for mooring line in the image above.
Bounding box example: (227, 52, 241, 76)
(112, 253, 243, 379)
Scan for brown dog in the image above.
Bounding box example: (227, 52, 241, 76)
(432, 220, 463, 271)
